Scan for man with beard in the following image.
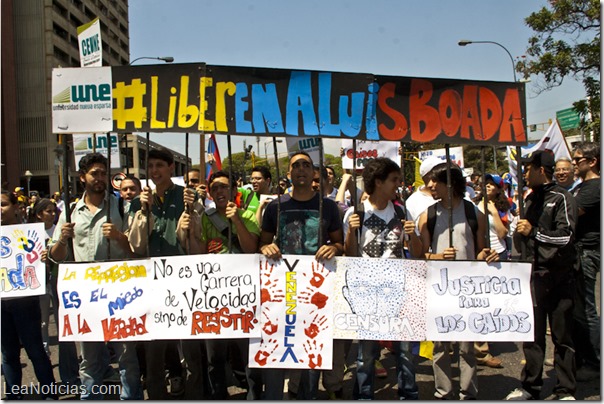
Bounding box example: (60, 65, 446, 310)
(259, 152, 344, 399)
(49, 152, 142, 399)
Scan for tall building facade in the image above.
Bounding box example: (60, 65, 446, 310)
(2, 0, 130, 196)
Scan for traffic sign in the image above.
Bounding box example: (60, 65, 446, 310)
(556, 107, 580, 131)
(111, 172, 127, 190)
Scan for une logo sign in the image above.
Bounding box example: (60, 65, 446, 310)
(71, 84, 111, 102)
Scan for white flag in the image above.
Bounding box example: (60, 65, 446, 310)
(507, 120, 572, 184)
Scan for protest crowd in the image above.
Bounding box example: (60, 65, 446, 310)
(0, 141, 600, 400)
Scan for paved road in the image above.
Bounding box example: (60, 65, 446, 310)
(3, 334, 600, 400)
(3, 279, 600, 400)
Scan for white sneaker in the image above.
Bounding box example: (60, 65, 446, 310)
(559, 395, 576, 400)
(505, 388, 534, 400)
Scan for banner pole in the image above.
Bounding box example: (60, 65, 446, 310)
(272, 137, 281, 246)
(227, 135, 233, 253)
(445, 144, 453, 248)
(480, 147, 490, 249)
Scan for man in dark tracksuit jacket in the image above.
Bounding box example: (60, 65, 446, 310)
(506, 151, 578, 401)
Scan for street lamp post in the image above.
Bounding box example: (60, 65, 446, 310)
(128, 56, 174, 65)
(24, 170, 33, 197)
(458, 40, 517, 82)
(458, 39, 520, 172)
(264, 139, 283, 161)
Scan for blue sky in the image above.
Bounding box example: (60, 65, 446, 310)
(128, 0, 586, 163)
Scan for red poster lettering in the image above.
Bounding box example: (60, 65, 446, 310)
(479, 87, 503, 141)
(499, 89, 526, 143)
(409, 79, 440, 142)
(438, 89, 462, 137)
(377, 82, 408, 140)
(461, 85, 481, 140)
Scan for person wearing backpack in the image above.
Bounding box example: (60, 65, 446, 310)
(417, 160, 499, 400)
(343, 157, 423, 400)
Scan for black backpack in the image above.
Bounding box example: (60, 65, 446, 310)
(427, 199, 478, 253)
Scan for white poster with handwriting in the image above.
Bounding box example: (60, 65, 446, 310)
(341, 139, 400, 169)
(425, 260, 534, 341)
(0, 223, 46, 298)
(248, 255, 335, 370)
(58, 259, 153, 341)
(147, 254, 261, 339)
(58, 254, 261, 341)
(332, 257, 427, 341)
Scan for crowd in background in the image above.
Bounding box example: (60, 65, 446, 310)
(1, 142, 599, 400)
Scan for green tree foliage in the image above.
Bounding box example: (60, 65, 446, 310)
(518, 0, 600, 140)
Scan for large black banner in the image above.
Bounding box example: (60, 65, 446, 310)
(104, 63, 526, 145)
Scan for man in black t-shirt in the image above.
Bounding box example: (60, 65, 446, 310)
(259, 152, 344, 400)
(571, 142, 601, 382)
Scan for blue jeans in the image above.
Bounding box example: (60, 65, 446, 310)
(353, 340, 418, 400)
(79, 341, 142, 400)
(1, 296, 57, 399)
(573, 247, 600, 369)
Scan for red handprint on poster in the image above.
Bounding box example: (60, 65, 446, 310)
(307, 261, 330, 288)
(260, 260, 284, 304)
(302, 339, 324, 369)
(254, 338, 279, 366)
(261, 309, 278, 335)
(299, 288, 328, 309)
(303, 313, 328, 339)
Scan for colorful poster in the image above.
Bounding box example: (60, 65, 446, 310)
(248, 255, 335, 370)
(425, 260, 534, 341)
(53, 64, 528, 146)
(58, 254, 261, 341)
(332, 257, 427, 341)
(52, 67, 113, 134)
(58, 258, 153, 342)
(0, 223, 46, 298)
(56, 254, 535, 346)
(341, 139, 400, 170)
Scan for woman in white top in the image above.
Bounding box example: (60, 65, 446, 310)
(476, 174, 512, 261)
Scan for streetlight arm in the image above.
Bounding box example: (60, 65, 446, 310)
(458, 40, 517, 82)
(129, 56, 174, 65)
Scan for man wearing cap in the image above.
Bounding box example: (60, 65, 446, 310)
(405, 156, 441, 224)
(506, 150, 577, 401)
